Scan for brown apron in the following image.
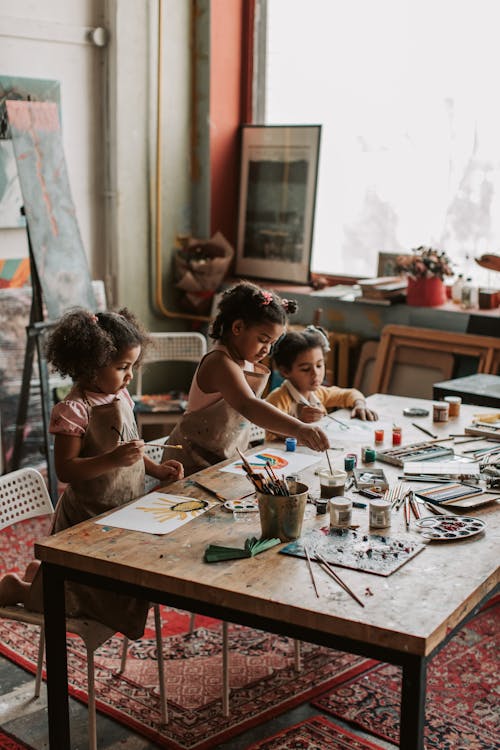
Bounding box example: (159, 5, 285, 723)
(163, 354, 269, 476)
(30, 396, 149, 639)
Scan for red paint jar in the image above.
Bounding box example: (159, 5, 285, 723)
(374, 428, 384, 444)
(392, 426, 402, 446)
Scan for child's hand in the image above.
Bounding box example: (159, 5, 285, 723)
(155, 459, 184, 483)
(351, 400, 378, 421)
(298, 403, 324, 423)
(111, 440, 145, 466)
(297, 424, 330, 452)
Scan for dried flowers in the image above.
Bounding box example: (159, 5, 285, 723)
(395, 246, 454, 280)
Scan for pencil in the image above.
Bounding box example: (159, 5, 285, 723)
(411, 422, 438, 440)
(304, 545, 320, 598)
(314, 551, 365, 607)
(404, 495, 411, 530)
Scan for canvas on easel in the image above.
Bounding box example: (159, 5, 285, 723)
(5, 100, 96, 500)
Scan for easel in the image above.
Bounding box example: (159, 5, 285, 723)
(11, 210, 58, 503)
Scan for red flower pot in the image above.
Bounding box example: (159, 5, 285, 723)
(406, 276, 446, 307)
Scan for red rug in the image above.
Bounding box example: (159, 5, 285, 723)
(0, 728, 36, 750)
(0, 516, 375, 750)
(313, 602, 499, 750)
(245, 715, 384, 750)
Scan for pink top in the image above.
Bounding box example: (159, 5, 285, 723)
(186, 343, 254, 413)
(49, 385, 134, 437)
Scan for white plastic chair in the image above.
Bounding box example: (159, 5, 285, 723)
(0, 467, 167, 749)
(134, 332, 207, 436)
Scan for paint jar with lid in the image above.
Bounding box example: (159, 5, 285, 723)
(362, 446, 376, 463)
(329, 496, 352, 529)
(392, 426, 402, 446)
(344, 455, 356, 472)
(433, 402, 449, 423)
(374, 428, 384, 444)
(444, 396, 461, 417)
(285, 437, 297, 452)
(369, 498, 391, 529)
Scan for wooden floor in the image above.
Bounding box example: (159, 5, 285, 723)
(0, 652, 397, 750)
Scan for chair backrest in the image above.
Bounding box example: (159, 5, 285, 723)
(136, 332, 207, 397)
(143, 437, 169, 493)
(0, 468, 53, 532)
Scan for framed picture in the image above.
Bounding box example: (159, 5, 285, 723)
(377, 251, 400, 277)
(236, 125, 321, 284)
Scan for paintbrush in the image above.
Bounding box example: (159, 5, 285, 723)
(314, 551, 365, 608)
(411, 422, 438, 439)
(404, 494, 411, 531)
(148, 443, 183, 449)
(192, 480, 227, 502)
(304, 545, 320, 598)
(325, 449, 334, 474)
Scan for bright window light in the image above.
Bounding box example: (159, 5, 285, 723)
(262, 0, 500, 282)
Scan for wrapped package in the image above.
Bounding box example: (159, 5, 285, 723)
(173, 231, 234, 315)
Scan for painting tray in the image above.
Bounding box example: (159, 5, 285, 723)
(281, 528, 425, 576)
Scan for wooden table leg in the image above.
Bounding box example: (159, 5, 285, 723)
(400, 655, 427, 750)
(43, 562, 70, 749)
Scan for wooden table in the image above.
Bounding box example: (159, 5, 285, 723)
(35, 394, 500, 749)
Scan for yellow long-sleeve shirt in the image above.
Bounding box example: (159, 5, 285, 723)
(264, 381, 364, 441)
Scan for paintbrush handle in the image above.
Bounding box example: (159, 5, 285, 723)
(315, 552, 365, 607)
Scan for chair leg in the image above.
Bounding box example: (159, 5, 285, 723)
(189, 612, 196, 634)
(222, 621, 229, 717)
(118, 635, 129, 674)
(86, 648, 97, 750)
(34, 626, 45, 698)
(294, 639, 302, 672)
(154, 604, 168, 725)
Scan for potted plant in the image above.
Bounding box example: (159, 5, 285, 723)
(395, 246, 454, 306)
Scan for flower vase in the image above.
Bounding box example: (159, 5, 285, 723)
(406, 276, 446, 307)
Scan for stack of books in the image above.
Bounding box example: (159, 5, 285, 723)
(355, 276, 407, 305)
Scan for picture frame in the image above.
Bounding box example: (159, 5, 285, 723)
(236, 125, 321, 284)
(377, 251, 401, 277)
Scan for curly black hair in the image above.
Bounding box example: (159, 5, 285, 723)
(210, 281, 298, 341)
(45, 307, 151, 383)
(271, 326, 330, 371)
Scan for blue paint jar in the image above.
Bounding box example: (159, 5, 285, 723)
(344, 456, 356, 472)
(285, 437, 297, 452)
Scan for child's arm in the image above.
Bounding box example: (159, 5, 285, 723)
(144, 455, 184, 483)
(320, 386, 378, 421)
(198, 353, 329, 451)
(54, 433, 145, 483)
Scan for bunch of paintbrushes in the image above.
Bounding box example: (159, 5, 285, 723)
(387, 483, 421, 528)
(236, 448, 291, 496)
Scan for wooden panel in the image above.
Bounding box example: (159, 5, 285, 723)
(371, 324, 500, 395)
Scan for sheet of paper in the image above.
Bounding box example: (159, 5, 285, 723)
(320, 414, 393, 446)
(95, 492, 215, 535)
(403, 461, 480, 476)
(220, 448, 321, 476)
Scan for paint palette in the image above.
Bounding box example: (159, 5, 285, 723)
(415, 515, 486, 541)
(224, 497, 259, 513)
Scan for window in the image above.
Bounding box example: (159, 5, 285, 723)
(257, 0, 500, 283)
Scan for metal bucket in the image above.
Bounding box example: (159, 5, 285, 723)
(256, 482, 308, 542)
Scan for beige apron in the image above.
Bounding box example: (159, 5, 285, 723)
(163, 353, 269, 476)
(30, 396, 149, 639)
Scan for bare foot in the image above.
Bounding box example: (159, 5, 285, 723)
(23, 561, 41, 583)
(0, 573, 30, 606)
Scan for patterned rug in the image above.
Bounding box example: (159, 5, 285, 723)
(245, 715, 384, 750)
(0, 516, 375, 750)
(0, 728, 36, 750)
(313, 601, 499, 750)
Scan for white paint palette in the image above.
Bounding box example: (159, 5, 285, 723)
(224, 497, 259, 513)
(415, 515, 486, 541)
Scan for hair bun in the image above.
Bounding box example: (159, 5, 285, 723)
(282, 297, 298, 314)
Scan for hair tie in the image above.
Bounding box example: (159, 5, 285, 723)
(261, 291, 273, 305)
(90, 314, 98, 324)
(305, 324, 330, 352)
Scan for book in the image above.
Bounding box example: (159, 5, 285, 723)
(204, 536, 281, 563)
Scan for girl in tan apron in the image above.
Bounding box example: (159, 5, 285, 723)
(0, 308, 183, 640)
(163, 282, 329, 475)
